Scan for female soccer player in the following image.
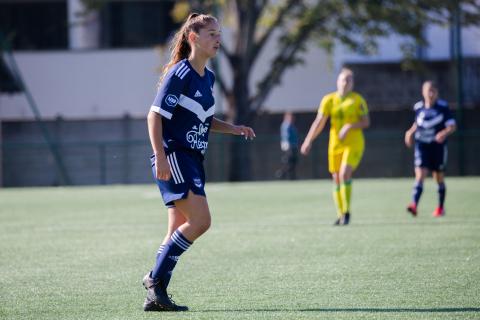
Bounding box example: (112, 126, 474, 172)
(143, 13, 255, 312)
(300, 68, 370, 225)
(405, 81, 456, 217)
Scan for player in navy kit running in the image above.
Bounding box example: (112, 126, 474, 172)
(143, 13, 255, 312)
(404, 81, 456, 218)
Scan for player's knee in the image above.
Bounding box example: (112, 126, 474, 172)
(191, 213, 211, 235)
(340, 171, 351, 182)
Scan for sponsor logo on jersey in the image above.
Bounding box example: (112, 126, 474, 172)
(194, 90, 203, 98)
(186, 123, 209, 150)
(165, 94, 179, 107)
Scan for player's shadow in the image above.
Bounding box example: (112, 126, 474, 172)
(196, 307, 480, 313)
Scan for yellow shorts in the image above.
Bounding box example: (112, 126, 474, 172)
(328, 146, 364, 173)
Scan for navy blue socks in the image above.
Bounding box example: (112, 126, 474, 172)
(438, 182, 446, 208)
(152, 230, 192, 287)
(412, 181, 423, 205)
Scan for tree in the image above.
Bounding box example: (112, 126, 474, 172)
(81, 0, 480, 180)
(183, 0, 480, 180)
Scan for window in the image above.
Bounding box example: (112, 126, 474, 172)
(100, 1, 179, 48)
(0, 1, 68, 50)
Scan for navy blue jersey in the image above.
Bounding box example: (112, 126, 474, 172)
(150, 59, 216, 157)
(413, 99, 455, 144)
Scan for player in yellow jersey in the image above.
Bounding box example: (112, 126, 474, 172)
(301, 68, 370, 225)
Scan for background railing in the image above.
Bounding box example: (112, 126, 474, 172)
(2, 130, 479, 187)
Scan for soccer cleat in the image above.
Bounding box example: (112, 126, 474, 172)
(143, 296, 188, 312)
(341, 212, 350, 225)
(432, 207, 445, 217)
(142, 272, 154, 290)
(333, 218, 341, 226)
(142, 273, 188, 312)
(407, 203, 417, 217)
(143, 296, 164, 311)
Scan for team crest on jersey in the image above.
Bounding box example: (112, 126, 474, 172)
(193, 178, 203, 188)
(186, 123, 209, 151)
(165, 94, 179, 107)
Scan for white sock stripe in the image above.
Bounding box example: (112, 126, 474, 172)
(173, 231, 191, 247)
(172, 234, 189, 251)
(166, 154, 180, 184)
(157, 245, 165, 254)
(174, 230, 191, 247)
(171, 152, 185, 183)
(172, 231, 190, 250)
(172, 231, 190, 249)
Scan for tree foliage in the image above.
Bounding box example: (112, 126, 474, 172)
(81, 0, 480, 180)
(181, 0, 480, 122)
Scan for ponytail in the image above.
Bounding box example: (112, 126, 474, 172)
(158, 13, 217, 85)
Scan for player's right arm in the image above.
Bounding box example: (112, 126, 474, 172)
(301, 113, 328, 155)
(147, 111, 171, 181)
(301, 95, 331, 155)
(147, 64, 189, 181)
(404, 122, 417, 148)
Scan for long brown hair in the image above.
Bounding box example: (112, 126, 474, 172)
(159, 13, 217, 84)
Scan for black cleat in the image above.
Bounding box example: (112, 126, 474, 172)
(142, 273, 188, 312)
(333, 218, 341, 226)
(341, 212, 350, 225)
(143, 297, 164, 311)
(143, 296, 188, 312)
(142, 272, 153, 290)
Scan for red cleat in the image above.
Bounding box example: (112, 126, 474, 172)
(407, 203, 417, 217)
(432, 207, 445, 217)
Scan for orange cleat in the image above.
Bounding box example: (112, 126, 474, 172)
(407, 203, 417, 217)
(432, 207, 445, 217)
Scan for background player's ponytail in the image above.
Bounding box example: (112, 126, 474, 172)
(159, 13, 217, 85)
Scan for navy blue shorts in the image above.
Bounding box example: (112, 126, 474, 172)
(414, 142, 447, 172)
(150, 150, 206, 207)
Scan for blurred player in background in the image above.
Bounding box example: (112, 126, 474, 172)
(301, 68, 369, 225)
(144, 13, 255, 312)
(405, 80, 456, 217)
(276, 111, 299, 180)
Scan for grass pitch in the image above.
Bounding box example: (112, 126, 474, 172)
(0, 177, 479, 320)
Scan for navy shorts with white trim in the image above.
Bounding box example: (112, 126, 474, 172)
(150, 149, 206, 207)
(414, 142, 447, 172)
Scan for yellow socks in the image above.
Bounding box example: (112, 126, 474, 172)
(340, 180, 352, 214)
(333, 185, 344, 218)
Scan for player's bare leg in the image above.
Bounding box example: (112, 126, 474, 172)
(145, 191, 211, 311)
(143, 208, 187, 291)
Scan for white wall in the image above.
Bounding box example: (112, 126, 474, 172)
(0, 46, 335, 120)
(335, 24, 480, 65)
(1, 24, 478, 120)
(0, 49, 164, 120)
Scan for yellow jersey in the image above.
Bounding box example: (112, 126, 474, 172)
(318, 91, 368, 154)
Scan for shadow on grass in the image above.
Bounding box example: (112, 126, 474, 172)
(194, 307, 480, 313)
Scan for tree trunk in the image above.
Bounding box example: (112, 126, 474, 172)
(227, 61, 252, 181)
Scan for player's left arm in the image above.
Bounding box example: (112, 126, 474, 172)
(435, 103, 457, 144)
(211, 117, 256, 140)
(435, 122, 456, 143)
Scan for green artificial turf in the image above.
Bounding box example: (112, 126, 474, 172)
(0, 177, 479, 319)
